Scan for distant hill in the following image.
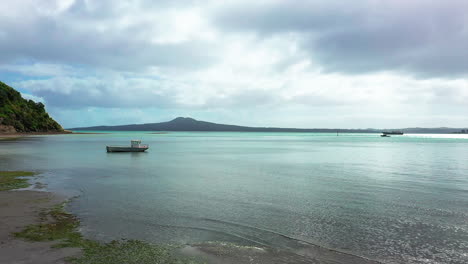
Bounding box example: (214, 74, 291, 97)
(70, 117, 468, 134)
(0, 81, 63, 133)
(70, 117, 375, 133)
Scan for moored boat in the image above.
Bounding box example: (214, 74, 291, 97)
(106, 140, 149, 152)
(382, 131, 404, 135)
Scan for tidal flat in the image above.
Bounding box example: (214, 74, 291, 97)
(0, 171, 201, 264)
(0, 170, 379, 264)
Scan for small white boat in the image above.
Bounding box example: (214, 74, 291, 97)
(106, 140, 149, 152)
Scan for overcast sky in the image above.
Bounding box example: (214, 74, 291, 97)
(1, 0, 467, 128)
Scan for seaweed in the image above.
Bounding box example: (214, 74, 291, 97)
(0, 171, 34, 191)
(15, 202, 202, 264)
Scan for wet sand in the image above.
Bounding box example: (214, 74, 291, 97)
(0, 182, 381, 264)
(0, 190, 382, 264)
(0, 190, 81, 264)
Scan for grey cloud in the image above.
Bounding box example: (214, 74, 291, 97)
(287, 94, 352, 107)
(202, 89, 280, 108)
(213, 0, 468, 78)
(66, 0, 198, 17)
(14, 77, 282, 110)
(397, 82, 468, 105)
(14, 77, 178, 109)
(213, 1, 360, 35)
(0, 0, 217, 71)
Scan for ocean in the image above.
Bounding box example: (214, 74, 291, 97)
(1, 132, 467, 263)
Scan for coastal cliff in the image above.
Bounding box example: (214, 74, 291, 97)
(0, 81, 63, 133)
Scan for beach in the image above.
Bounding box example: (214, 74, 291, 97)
(0, 131, 105, 139)
(0, 169, 382, 264)
(0, 189, 381, 264)
(0, 190, 81, 264)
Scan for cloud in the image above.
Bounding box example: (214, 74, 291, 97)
(11, 65, 467, 112)
(20, 92, 45, 103)
(0, 0, 219, 71)
(3, 0, 466, 77)
(13, 75, 178, 108)
(213, 0, 468, 78)
(0, 63, 74, 77)
(1, 0, 467, 127)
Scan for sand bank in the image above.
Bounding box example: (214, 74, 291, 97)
(0, 190, 81, 264)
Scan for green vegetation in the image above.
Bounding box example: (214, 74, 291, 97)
(14, 202, 86, 247)
(0, 171, 34, 191)
(1, 170, 200, 262)
(4, 170, 202, 263)
(0, 81, 63, 132)
(70, 240, 200, 264)
(15, 202, 202, 264)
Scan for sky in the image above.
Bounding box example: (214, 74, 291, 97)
(1, 0, 467, 129)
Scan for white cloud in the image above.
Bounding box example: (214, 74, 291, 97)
(1, 0, 467, 127)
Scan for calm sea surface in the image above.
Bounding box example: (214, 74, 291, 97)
(1, 132, 467, 263)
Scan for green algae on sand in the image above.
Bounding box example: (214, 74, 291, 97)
(70, 240, 201, 264)
(14, 202, 86, 247)
(0, 171, 34, 191)
(2, 170, 201, 263)
(15, 202, 202, 264)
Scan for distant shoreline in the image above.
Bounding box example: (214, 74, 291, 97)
(69, 117, 468, 134)
(0, 131, 70, 139)
(0, 131, 108, 138)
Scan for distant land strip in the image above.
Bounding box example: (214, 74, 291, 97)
(69, 117, 468, 134)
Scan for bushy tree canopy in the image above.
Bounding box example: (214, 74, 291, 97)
(0, 81, 63, 132)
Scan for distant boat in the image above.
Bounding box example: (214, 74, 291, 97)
(381, 134, 391, 137)
(106, 140, 149, 152)
(382, 131, 404, 135)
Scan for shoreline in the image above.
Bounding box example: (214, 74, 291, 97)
(0, 131, 107, 139)
(0, 190, 81, 264)
(0, 192, 381, 264)
(0, 171, 381, 264)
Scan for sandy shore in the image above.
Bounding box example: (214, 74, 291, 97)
(0, 131, 107, 139)
(1, 131, 73, 137)
(0, 169, 380, 264)
(0, 190, 81, 264)
(0, 189, 382, 264)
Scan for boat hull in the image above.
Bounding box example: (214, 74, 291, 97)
(106, 146, 149, 152)
(382, 131, 404, 135)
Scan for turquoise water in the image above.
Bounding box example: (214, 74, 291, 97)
(1, 132, 468, 263)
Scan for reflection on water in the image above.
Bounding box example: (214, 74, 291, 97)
(1, 132, 467, 264)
